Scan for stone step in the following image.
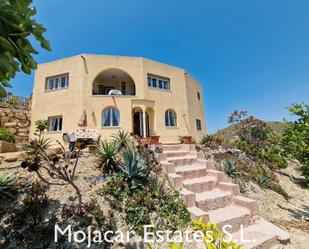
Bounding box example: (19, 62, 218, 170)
(207, 169, 227, 182)
(160, 161, 175, 174)
(183, 176, 217, 193)
(161, 144, 184, 151)
(208, 205, 252, 233)
(196, 188, 233, 210)
(162, 150, 189, 158)
(187, 206, 209, 223)
(180, 188, 196, 207)
(168, 156, 198, 166)
(233, 195, 258, 215)
(168, 173, 183, 188)
(218, 182, 240, 195)
(231, 218, 290, 249)
(175, 164, 207, 180)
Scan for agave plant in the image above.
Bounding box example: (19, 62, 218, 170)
(255, 175, 269, 187)
(200, 134, 215, 146)
(149, 174, 170, 199)
(97, 140, 120, 173)
(112, 130, 132, 148)
(0, 172, 17, 199)
(222, 160, 237, 178)
(118, 144, 148, 180)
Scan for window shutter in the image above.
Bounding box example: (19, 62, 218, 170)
(112, 109, 120, 126)
(165, 111, 169, 126)
(172, 112, 176, 126)
(103, 109, 111, 126)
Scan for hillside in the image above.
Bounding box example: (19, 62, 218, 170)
(215, 121, 287, 141)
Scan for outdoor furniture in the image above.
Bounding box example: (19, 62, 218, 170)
(63, 129, 101, 151)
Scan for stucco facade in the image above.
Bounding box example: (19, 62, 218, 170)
(30, 54, 206, 143)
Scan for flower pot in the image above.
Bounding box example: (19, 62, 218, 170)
(183, 136, 192, 144)
(150, 135, 160, 144)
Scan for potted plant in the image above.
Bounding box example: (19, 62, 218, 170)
(183, 135, 193, 144)
(150, 131, 160, 144)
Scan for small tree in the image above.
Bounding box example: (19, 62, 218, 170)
(228, 110, 247, 125)
(0, 0, 51, 96)
(282, 103, 309, 183)
(21, 120, 84, 205)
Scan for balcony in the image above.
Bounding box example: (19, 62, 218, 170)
(92, 68, 136, 96)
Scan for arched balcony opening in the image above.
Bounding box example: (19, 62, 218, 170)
(92, 68, 136, 96)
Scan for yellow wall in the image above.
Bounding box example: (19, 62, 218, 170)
(30, 54, 207, 144)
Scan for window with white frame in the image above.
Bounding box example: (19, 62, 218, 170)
(147, 74, 170, 90)
(46, 74, 69, 91)
(102, 107, 120, 127)
(196, 119, 202, 131)
(48, 116, 63, 132)
(165, 110, 177, 127)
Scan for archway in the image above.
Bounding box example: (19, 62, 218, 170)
(93, 68, 136, 95)
(132, 107, 150, 138)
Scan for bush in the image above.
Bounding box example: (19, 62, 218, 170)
(0, 126, 14, 143)
(281, 103, 309, 184)
(0, 172, 17, 199)
(97, 139, 120, 173)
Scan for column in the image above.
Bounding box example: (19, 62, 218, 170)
(143, 111, 147, 138)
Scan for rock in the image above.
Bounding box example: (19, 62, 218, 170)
(7, 112, 15, 118)
(0, 117, 10, 124)
(17, 121, 29, 128)
(47, 146, 63, 156)
(4, 122, 17, 128)
(8, 127, 17, 134)
(0, 151, 28, 162)
(15, 114, 26, 120)
(17, 132, 28, 136)
(15, 135, 28, 144)
(18, 128, 28, 133)
(83, 176, 106, 185)
(0, 141, 17, 153)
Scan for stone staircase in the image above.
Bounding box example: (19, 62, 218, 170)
(158, 144, 290, 249)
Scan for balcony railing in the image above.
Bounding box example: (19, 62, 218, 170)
(0, 95, 31, 110)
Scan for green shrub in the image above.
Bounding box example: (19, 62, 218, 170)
(191, 220, 243, 249)
(156, 190, 190, 231)
(221, 160, 238, 178)
(200, 134, 214, 146)
(118, 143, 148, 180)
(281, 103, 309, 184)
(23, 180, 49, 213)
(0, 172, 17, 199)
(125, 201, 150, 235)
(111, 130, 132, 148)
(0, 126, 14, 142)
(97, 140, 120, 173)
(177, 136, 184, 144)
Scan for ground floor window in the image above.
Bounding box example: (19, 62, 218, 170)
(196, 119, 201, 131)
(165, 110, 177, 127)
(102, 107, 120, 127)
(48, 116, 63, 132)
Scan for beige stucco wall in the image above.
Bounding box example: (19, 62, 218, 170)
(30, 54, 206, 144)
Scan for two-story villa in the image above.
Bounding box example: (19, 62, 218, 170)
(30, 54, 206, 143)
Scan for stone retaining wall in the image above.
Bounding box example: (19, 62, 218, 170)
(0, 108, 30, 144)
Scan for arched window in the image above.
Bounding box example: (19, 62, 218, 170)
(102, 107, 120, 127)
(165, 110, 177, 127)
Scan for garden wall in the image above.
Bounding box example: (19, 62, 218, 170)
(0, 108, 30, 144)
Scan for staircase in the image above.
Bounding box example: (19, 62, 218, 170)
(158, 144, 290, 249)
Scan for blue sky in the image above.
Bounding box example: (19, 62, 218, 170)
(9, 0, 309, 132)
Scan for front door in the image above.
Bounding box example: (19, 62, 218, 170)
(132, 111, 149, 137)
